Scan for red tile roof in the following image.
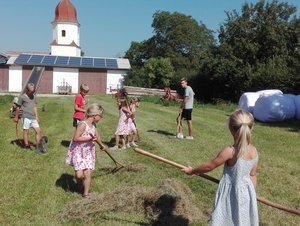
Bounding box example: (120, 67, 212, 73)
(53, 0, 78, 23)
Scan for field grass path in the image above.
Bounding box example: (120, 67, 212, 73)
(0, 95, 299, 225)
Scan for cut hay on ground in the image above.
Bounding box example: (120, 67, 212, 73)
(99, 163, 146, 174)
(62, 179, 204, 225)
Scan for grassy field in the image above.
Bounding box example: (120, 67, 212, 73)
(0, 94, 299, 226)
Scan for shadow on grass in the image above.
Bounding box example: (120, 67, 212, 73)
(10, 139, 34, 148)
(147, 129, 174, 136)
(61, 140, 70, 147)
(149, 194, 189, 226)
(256, 119, 300, 132)
(103, 137, 116, 147)
(55, 173, 79, 193)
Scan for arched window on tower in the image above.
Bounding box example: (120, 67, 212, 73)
(62, 30, 66, 37)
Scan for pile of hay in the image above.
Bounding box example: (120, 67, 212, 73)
(62, 179, 204, 225)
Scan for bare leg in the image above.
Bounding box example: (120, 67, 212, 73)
(128, 132, 133, 143)
(115, 135, 120, 147)
(178, 119, 183, 134)
(33, 127, 41, 146)
(23, 129, 29, 146)
(187, 120, 193, 137)
(121, 135, 126, 148)
(83, 169, 92, 196)
(131, 131, 136, 142)
(75, 170, 84, 194)
(176, 114, 182, 134)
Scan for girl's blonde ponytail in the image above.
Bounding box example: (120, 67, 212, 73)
(228, 110, 254, 157)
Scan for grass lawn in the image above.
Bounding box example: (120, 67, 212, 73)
(0, 94, 299, 225)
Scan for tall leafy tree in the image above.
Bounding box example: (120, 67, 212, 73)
(125, 11, 215, 88)
(151, 11, 215, 71)
(206, 0, 300, 101)
(143, 58, 174, 88)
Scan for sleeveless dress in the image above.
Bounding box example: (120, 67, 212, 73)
(115, 108, 130, 135)
(65, 121, 96, 170)
(210, 146, 259, 226)
(128, 104, 137, 132)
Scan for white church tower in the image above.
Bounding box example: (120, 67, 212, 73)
(51, 0, 81, 56)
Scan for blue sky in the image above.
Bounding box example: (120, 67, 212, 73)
(1, 0, 299, 58)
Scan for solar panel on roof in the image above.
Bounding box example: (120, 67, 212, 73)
(13, 54, 124, 69)
(106, 59, 118, 68)
(15, 54, 31, 63)
(94, 58, 106, 67)
(68, 57, 81, 66)
(55, 56, 69, 65)
(42, 55, 56, 64)
(81, 58, 93, 67)
(0, 57, 7, 64)
(28, 55, 44, 64)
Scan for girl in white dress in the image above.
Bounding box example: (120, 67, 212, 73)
(182, 109, 259, 226)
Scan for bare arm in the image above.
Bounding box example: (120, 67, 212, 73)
(182, 146, 233, 175)
(74, 103, 86, 113)
(122, 106, 132, 120)
(73, 123, 92, 142)
(34, 106, 39, 121)
(13, 106, 20, 123)
(250, 163, 258, 189)
(89, 130, 106, 150)
(180, 96, 188, 110)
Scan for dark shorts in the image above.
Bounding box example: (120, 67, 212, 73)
(73, 118, 81, 127)
(181, 109, 192, 121)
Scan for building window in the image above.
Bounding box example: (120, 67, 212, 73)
(62, 30, 66, 37)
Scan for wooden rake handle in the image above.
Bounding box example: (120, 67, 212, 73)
(90, 134, 125, 167)
(133, 148, 300, 216)
(134, 147, 218, 183)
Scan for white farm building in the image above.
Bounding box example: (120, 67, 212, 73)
(0, 0, 130, 95)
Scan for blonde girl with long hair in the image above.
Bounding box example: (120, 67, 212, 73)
(182, 109, 259, 226)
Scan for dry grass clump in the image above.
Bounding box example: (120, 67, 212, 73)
(62, 179, 204, 225)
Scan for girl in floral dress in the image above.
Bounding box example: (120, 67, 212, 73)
(110, 98, 132, 150)
(126, 97, 140, 147)
(66, 104, 105, 198)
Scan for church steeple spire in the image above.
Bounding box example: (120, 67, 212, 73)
(53, 0, 78, 23)
(51, 0, 81, 56)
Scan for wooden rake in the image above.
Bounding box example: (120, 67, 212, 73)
(134, 147, 300, 217)
(90, 133, 125, 168)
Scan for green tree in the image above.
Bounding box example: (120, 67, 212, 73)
(125, 58, 174, 88)
(144, 58, 174, 88)
(151, 11, 215, 71)
(125, 11, 215, 89)
(206, 0, 300, 101)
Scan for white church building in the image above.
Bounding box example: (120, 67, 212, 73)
(0, 0, 130, 95)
